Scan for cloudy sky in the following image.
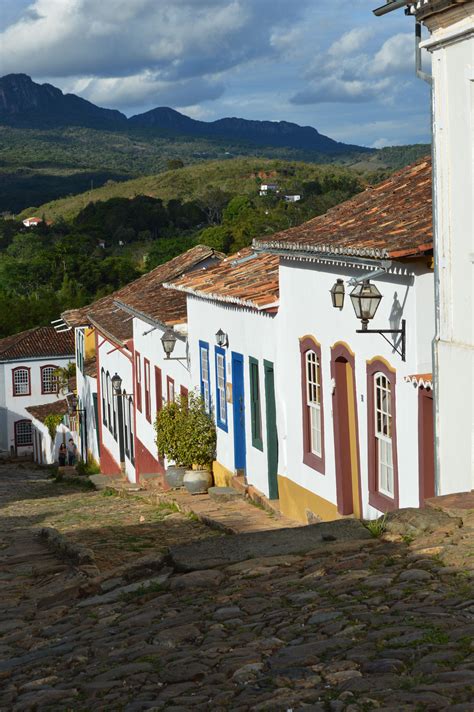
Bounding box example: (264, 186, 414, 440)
(0, 0, 431, 147)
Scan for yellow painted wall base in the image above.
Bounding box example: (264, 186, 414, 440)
(213, 460, 234, 487)
(277, 475, 341, 524)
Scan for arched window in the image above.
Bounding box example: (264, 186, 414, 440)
(41, 365, 59, 394)
(367, 359, 399, 511)
(300, 336, 325, 473)
(12, 367, 31, 396)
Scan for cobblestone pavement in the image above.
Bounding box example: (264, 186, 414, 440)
(1, 463, 474, 711)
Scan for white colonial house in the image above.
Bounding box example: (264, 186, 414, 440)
(60, 245, 222, 484)
(165, 249, 280, 494)
(167, 159, 436, 522)
(0, 326, 75, 458)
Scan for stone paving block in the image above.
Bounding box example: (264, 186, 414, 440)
(170, 519, 372, 571)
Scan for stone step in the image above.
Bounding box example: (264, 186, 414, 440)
(208, 486, 244, 502)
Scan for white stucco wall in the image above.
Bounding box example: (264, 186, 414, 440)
(132, 317, 191, 468)
(186, 296, 278, 497)
(76, 365, 99, 464)
(0, 355, 74, 456)
(32, 420, 73, 465)
(277, 257, 434, 519)
(422, 6, 474, 492)
(97, 335, 135, 481)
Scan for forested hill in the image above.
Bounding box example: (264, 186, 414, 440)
(19, 158, 383, 222)
(1, 158, 371, 338)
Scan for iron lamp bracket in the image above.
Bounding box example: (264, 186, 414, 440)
(356, 319, 406, 361)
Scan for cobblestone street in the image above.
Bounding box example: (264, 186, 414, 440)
(1, 463, 474, 711)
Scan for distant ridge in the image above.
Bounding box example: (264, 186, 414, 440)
(0, 74, 369, 155)
(0, 74, 127, 129)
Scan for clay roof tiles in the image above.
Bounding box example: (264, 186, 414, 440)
(26, 399, 69, 424)
(0, 326, 75, 361)
(62, 245, 223, 342)
(253, 158, 433, 260)
(165, 248, 279, 311)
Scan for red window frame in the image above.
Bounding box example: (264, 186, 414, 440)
(135, 352, 142, 412)
(300, 336, 325, 474)
(155, 366, 162, 414)
(144, 358, 151, 422)
(367, 358, 399, 512)
(40, 364, 59, 395)
(12, 366, 31, 397)
(180, 385, 189, 409)
(167, 375, 175, 403)
(14, 419, 32, 447)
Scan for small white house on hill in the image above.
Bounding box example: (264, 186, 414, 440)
(0, 327, 75, 458)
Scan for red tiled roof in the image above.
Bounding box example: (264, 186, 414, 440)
(253, 158, 433, 260)
(165, 247, 279, 311)
(62, 246, 223, 342)
(0, 327, 75, 361)
(26, 399, 69, 424)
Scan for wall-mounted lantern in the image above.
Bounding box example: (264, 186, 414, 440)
(111, 373, 122, 394)
(350, 279, 406, 361)
(330, 279, 345, 310)
(350, 279, 382, 329)
(160, 327, 188, 365)
(215, 328, 228, 348)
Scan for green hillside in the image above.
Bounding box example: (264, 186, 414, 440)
(1, 124, 430, 215)
(20, 157, 386, 222)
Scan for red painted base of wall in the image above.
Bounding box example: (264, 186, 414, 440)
(135, 436, 164, 483)
(99, 443, 122, 476)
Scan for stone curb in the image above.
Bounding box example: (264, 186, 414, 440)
(39, 527, 99, 576)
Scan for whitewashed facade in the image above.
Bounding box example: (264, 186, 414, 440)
(185, 297, 279, 494)
(0, 351, 74, 457)
(274, 256, 434, 522)
(419, 0, 474, 492)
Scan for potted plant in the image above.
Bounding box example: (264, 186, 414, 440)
(155, 399, 187, 488)
(179, 391, 217, 495)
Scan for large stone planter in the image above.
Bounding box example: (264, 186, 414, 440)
(165, 466, 186, 489)
(183, 469, 213, 495)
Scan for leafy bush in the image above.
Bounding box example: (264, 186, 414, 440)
(155, 391, 216, 468)
(155, 399, 186, 466)
(179, 391, 216, 469)
(44, 413, 65, 440)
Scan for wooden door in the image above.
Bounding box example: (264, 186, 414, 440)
(419, 387, 435, 505)
(331, 344, 362, 517)
(264, 360, 279, 500)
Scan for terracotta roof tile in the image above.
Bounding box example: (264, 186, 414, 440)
(165, 248, 279, 311)
(62, 246, 223, 341)
(0, 327, 75, 361)
(83, 356, 97, 378)
(26, 399, 69, 424)
(253, 158, 433, 260)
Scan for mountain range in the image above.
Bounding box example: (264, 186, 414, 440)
(0, 74, 368, 155)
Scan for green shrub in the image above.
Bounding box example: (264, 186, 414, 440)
(179, 391, 216, 468)
(155, 391, 216, 468)
(44, 413, 65, 440)
(155, 399, 186, 466)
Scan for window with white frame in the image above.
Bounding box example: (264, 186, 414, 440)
(215, 347, 227, 429)
(15, 420, 32, 446)
(374, 372, 394, 497)
(13, 367, 30, 396)
(41, 365, 58, 394)
(199, 341, 210, 412)
(306, 350, 322, 457)
(128, 396, 134, 463)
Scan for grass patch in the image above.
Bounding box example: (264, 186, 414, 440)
(422, 627, 450, 645)
(364, 515, 387, 538)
